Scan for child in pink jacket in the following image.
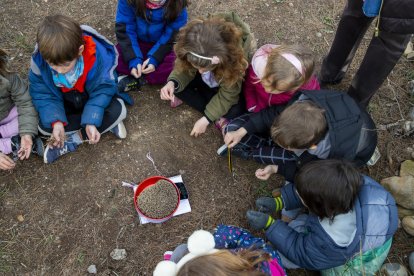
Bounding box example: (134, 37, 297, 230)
(244, 44, 320, 112)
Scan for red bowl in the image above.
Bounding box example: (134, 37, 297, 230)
(134, 176, 180, 222)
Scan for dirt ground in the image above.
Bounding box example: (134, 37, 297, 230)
(1, 0, 414, 275)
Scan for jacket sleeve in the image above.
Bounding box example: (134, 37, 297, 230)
(244, 65, 259, 112)
(243, 105, 284, 133)
(204, 81, 242, 122)
(299, 75, 320, 91)
(147, 9, 188, 67)
(168, 68, 197, 93)
(115, 0, 143, 70)
(81, 66, 116, 127)
(8, 74, 38, 136)
(266, 220, 341, 270)
(29, 64, 67, 129)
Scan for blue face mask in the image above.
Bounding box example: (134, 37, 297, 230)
(51, 56, 84, 89)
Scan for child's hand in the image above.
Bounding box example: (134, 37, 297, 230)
(255, 165, 278, 180)
(131, 64, 142, 78)
(190, 116, 210, 137)
(52, 122, 65, 148)
(142, 59, 155, 74)
(86, 125, 101, 144)
(19, 134, 33, 160)
(0, 153, 15, 170)
(160, 81, 175, 101)
(224, 128, 247, 148)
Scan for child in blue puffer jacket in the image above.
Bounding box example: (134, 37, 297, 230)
(115, 0, 188, 91)
(30, 15, 132, 164)
(247, 159, 398, 275)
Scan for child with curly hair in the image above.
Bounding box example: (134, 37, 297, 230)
(160, 12, 256, 137)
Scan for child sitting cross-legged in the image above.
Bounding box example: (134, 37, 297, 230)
(153, 225, 286, 276)
(246, 159, 398, 275)
(29, 15, 133, 164)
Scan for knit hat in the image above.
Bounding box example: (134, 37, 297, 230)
(153, 230, 218, 276)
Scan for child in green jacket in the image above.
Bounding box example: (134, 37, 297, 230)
(160, 12, 256, 137)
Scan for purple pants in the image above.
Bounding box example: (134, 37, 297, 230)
(0, 106, 19, 154)
(116, 41, 175, 85)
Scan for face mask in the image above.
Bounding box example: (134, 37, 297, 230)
(51, 56, 84, 89)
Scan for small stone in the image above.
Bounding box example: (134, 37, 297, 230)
(288, 2, 293, 6)
(87, 264, 97, 274)
(409, 252, 414, 274)
(381, 263, 408, 276)
(17, 215, 24, 222)
(402, 216, 414, 236)
(316, 32, 322, 38)
(381, 174, 414, 210)
(398, 206, 414, 219)
(110, 248, 127, 260)
(400, 160, 414, 177)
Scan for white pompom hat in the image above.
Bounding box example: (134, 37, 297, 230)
(153, 230, 218, 276)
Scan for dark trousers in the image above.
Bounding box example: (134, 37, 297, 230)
(39, 92, 126, 136)
(320, 0, 411, 106)
(175, 73, 246, 121)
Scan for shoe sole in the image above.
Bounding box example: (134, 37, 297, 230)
(43, 146, 50, 164)
(217, 144, 228, 156)
(117, 121, 127, 139)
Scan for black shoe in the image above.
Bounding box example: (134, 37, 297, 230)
(11, 135, 44, 160)
(117, 75, 147, 92)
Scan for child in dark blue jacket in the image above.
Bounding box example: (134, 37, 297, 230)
(115, 0, 188, 90)
(29, 15, 132, 164)
(247, 159, 398, 275)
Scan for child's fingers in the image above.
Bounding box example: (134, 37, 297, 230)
(0, 156, 15, 170)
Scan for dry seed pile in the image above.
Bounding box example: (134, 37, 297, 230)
(137, 180, 178, 218)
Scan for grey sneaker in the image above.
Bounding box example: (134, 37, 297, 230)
(110, 121, 127, 139)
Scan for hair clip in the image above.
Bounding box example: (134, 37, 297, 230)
(189, 51, 220, 65)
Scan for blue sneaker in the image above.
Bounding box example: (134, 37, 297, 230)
(110, 121, 127, 139)
(43, 134, 81, 164)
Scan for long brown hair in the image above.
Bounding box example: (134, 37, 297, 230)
(0, 49, 10, 77)
(177, 249, 269, 276)
(127, 0, 188, 22)
(261, 45, 315, 93)
(174, 16, 248, 88)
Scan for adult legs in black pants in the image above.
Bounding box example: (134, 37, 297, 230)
(319, 0, 412, 106)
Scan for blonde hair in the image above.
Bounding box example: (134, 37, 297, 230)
(174, 16, 248, 87)
(261, 45, 315, 93)
(177, 249, 269, 276)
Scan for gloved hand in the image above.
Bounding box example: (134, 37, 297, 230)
(246, 210, 275, 231)
(255, 196, 284, 214)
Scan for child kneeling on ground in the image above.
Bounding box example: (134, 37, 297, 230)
(0, 49, 43, 170)
(247, 159, 398, 275)
(219, 89, 377, 182)
(29, 15, 132, 164)
(154, 225, 285, 276)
